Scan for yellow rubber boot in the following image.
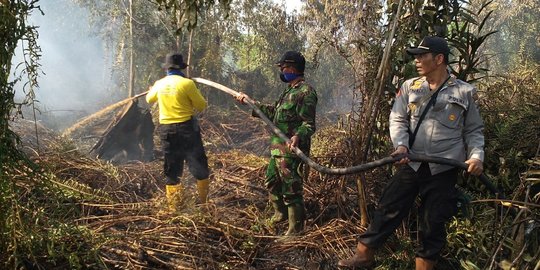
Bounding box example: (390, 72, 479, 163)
(165, 184, 183, 212)
(196, 179, 210, 203)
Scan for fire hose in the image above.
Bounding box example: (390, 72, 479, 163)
(110, 77, 501, 198)
(191, 78, 504, 199)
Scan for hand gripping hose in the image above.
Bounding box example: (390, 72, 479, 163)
(192, 78, 502, 197)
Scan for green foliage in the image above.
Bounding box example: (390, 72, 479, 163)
(302, 0, 386, 163)
(1, 1, 105, 268)
(219, 0, 304, 103)
(4, 0, 538, 268)
(1, 170, 105, 269)
(73, 0, 301, 107)
(447, 1, 497, 82)
(154, 0, 232, 30)
(392, 0, 497, 83)
(444, 60, 539, 269)
(479, 64, 540, 193)
(73, 0, 183, 97)
(487, 0, 540, 73)
(1, 1, 40, 168)
(1, 0, 43, 264)
(446, 217, 491, 269)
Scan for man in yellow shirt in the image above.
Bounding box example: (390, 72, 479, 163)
(146, 53, 210, 211)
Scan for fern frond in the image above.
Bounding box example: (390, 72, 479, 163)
(50, 177, 114, 203)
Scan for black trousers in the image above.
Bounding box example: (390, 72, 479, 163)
(159, 120, 209, 185)
(358, 163, 458, 260)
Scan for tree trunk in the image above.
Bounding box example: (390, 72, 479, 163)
(357, 174, 370, 226)
(176, 9, 183, 51)
(357, 0, 404, 226)
(128, 0, 135, 97)
(187, 29, 194, 77)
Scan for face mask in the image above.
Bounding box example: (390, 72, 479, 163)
(280, 72, 300, 82)
(167, 69, 185, 77)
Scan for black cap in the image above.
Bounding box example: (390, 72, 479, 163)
(276, 51, 305, 73)
(406, 36, 450, 55)
(161, 53, 188, 69)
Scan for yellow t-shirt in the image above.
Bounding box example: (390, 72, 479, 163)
(146, 75, 207, 124)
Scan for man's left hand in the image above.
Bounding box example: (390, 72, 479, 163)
(235, 93, 249, 104)
(465, 158, 483, 176)
(288, 135, 300, 151)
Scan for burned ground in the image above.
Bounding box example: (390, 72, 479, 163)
(13, 102, 534, 270)
(12, 104, 391, 270)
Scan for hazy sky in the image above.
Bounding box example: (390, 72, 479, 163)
(283, 0, 304, 13)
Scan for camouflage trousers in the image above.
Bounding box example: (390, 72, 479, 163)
(266, 148, 305, 206)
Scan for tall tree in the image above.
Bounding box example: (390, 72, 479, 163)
(128, 0, 135, 96)
(0, 1, 40, 166)
(485, 0, 540, 72)
(302, 0, 393, 226)
(181, 0, 305, 106)
(73, 0, 233, 98)
(225, 0, 304, 101)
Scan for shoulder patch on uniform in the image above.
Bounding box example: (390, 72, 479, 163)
(409, 77, 425, 91)
(447, 76, 457, 86)
(292, 80, 305, 89)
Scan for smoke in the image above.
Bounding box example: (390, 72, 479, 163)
(13, 0, 114, 131)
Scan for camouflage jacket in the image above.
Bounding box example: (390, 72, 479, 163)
(254, 80, 318, 154)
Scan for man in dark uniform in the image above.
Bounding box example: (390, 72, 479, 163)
(338, 36, 484, 269)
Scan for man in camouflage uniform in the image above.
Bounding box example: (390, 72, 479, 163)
(237, 51, 318, 236)
(338, 37, 484, 269)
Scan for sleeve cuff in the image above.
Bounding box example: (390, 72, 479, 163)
(294, 128, 307, 139)
(468, 151, 484, 162)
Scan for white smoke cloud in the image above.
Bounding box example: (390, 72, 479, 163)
(12, 0, 114, 130)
